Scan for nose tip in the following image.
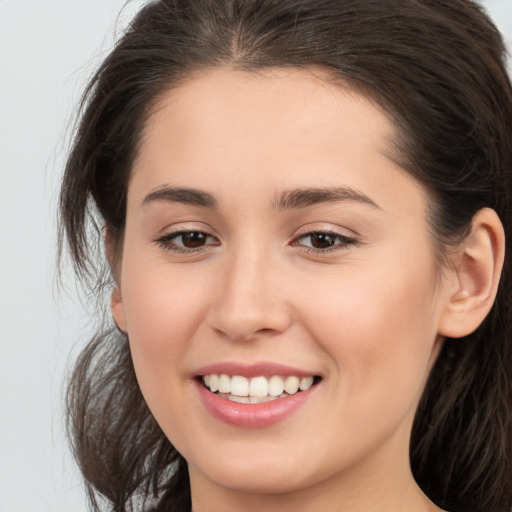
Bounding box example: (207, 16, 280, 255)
(209, 291, 292, 342)
(207, 257, 292, 343)
(213, 328, 268, 344)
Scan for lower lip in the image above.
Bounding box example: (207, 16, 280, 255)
(195, 380, 318, 428)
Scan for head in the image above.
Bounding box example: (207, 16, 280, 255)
(60, 1, 512, 512)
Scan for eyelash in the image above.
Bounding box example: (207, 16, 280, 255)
(155, 230, 219, 254)
(291, 231, 358, 254)
(154, 229, 358, 255)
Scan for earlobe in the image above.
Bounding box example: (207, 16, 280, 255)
(111, 287, 127, 333)
(438, 208, 505, 338)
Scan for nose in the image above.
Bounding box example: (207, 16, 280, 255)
(207, 247, 293, 343)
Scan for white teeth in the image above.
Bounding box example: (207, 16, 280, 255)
(249, 395, 278, 403)
(227, 395, 279, 404)
(202, 373, 317, 398)
(209, 374, 219, 392)
(227, 395, 250, 403)
(249, 376, 269, 397)
(284, 376, 300, 394)
(268, 375, 284, 397)
(230, 375, 249, 397)
(299, 376, 314, 391)
(218, 374, 231, 393)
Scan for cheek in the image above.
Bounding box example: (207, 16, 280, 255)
(118, 257, 213, 442)
(119, 249, 209, 389)
(288, 260, 441, 470)
(301, 251, 439, 410)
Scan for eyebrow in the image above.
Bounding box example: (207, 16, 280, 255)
(141, 185, 380, 211)
(273, 186, 381, 211)
(142, 186, 218, 209)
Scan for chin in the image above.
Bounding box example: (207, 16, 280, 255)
(186, 445, 321, 495)
(206, 465, 313, 495)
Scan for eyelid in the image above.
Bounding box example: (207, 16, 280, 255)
(290, 228, 359, 255)
(152, 223, 359, 256)
(291, 220, 360, 238)
(291, 230, 357, 244)
(154, 227, 220, 254)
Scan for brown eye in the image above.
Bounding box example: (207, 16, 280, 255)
(292, 231, 357, 253)
(309, 233, 337, 249)
(156, 230, 219, 253)
(180, 231, 209, 248)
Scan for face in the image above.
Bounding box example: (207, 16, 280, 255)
(112, 68, 451, 504)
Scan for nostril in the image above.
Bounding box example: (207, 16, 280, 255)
(256, 327, 275, 334)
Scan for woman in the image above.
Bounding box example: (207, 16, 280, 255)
(59, 1, 512, 511)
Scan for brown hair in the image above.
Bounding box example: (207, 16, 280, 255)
(59, 1, 512, 511)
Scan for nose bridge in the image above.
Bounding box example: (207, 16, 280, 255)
(208, 239, 291, 341)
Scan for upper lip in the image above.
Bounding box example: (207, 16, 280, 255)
(194, 361, 320, 379)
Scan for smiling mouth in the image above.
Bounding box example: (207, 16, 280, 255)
(200, 374, 322, 404)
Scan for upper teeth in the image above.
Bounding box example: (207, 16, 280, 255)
(203, 374, 315, 397)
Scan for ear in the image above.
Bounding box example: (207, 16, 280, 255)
(104, 227, 127, 333)
(438, 208, 505, 338)
(111, 286, 127, 333)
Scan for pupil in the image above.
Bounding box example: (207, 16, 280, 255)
(311, 233, 335, 249)
(183, 232, 206, 248)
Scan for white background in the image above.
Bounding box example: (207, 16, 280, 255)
(0, 1, 511, 511)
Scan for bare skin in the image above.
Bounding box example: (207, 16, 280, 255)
(111, 67, 503, 512)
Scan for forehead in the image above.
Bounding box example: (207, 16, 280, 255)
(140, 66, 393, 160)
(130, 66, 426, 218)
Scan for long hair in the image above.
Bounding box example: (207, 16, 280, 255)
(59, 1, 512, 511)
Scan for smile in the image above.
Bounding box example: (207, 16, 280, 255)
(201, 374, 317, 403)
